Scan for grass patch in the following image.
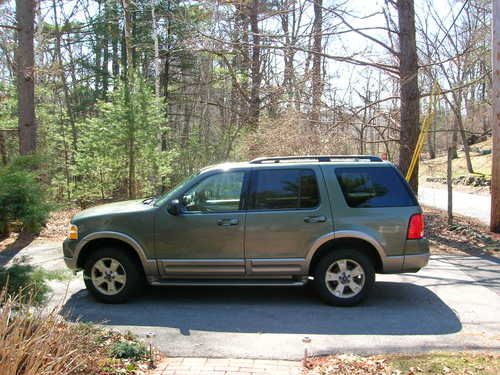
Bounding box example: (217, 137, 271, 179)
(0, 264, 71, 304)
(110, 340, 148, 360)
(388, 352, 499, 375)
(306, 352, 499, 375)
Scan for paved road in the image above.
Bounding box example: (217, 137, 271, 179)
(419, 187, 491, 225)
(5, 240, 500, 359)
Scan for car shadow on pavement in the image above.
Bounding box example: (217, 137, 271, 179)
(61, 281, 461, 336)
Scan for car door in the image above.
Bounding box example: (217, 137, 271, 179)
(155, 170, 249, 277)
(244, 166, 333, 276)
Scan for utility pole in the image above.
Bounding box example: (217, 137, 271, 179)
(492, 0, 500, 233)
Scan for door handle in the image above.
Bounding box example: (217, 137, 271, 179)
(304, 215, 327, 223)
(217, 218, 239, 226)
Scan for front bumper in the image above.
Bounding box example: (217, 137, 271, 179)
(63, 238, 79, 271)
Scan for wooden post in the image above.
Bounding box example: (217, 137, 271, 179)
(492, 0, 500, 233)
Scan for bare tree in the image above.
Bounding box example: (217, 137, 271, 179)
(310, 0, 323, 124)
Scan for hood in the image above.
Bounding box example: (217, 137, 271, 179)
(72, 199, 155, 223)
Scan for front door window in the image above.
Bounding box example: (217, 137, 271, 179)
(181, 171, 245, 212)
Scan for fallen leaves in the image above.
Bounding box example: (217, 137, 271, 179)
(423, 207, 499, 256)
(306, 354, 392, 375)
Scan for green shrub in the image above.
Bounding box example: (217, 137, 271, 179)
(110, 340, 147, 360)
(0, 264, 68, 304)
(0, 157, 50, 234)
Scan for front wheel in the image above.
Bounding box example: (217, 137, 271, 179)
(313, 249, 375, 306)
(83, 247, 143, 303)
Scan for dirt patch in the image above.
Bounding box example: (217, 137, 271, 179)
(38, 207, 80, 241)
(424, 206, 499, 257)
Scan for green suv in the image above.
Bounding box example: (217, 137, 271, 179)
(63, 156, 429, 306)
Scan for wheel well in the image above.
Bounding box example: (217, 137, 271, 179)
(76, 238, 144, 272)
(309, 237, 383, 274)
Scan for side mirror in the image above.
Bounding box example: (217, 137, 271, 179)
(167, 199, 181, 216)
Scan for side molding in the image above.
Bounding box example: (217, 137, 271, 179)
(305, 230, 388, 269)
(75, 231, 158, 275)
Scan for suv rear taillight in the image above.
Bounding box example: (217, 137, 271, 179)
(407, 213, 424, 239)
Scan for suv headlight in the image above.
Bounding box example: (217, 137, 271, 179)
(68, 224, 78, 240)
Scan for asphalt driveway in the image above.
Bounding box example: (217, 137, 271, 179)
(4, 240, 500, 359)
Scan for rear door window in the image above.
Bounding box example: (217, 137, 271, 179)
(335, 167, 417, 208)
(250, 169, 320, 210)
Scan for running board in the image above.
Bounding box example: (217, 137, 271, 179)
(150, 279, 307, 287)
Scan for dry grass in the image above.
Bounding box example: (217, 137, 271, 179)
(0, 288, 158, 374)
(419, 139, 492, 181)
(0, 289, 102, 375)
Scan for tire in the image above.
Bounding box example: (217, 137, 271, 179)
(313, 249, 375, 306)
(83, 247, 144, 303)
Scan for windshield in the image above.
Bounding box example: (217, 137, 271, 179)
(154, 172, 200, 206)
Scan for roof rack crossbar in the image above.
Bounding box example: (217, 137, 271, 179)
(249, 155, 383, 164)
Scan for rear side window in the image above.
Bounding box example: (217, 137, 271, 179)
(335, 167, 417, 208)
(251, 169, 319, 210)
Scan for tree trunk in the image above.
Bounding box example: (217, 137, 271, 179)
(248, 0, 261, 129)
(151, 1, 160, 98)
(16, 0, 37, 155)
(447, 147, 453, 225)
(52, 0, 77, 151)
(111, 0, 120, 79)
(121, 0, 136, 199)
(397, 0, 420, 192)
(491, 0, 500, 233)
(451, 120, 458, 159)
(427, 128, 436, 159)
(0, 131, 7, 165)
(281, 0, 295, 108)
(102, 0, 110, 98)
(310, 0, 323, 125)
(455, 111, 474, 173)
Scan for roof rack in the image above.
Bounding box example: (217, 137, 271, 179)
(249, 155, 383, 164)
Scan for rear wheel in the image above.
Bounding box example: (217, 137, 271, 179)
(313, 249, 375, 306)
(83, 247, 144, 303)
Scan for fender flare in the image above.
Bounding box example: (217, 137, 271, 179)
(305, 230, 387, 270)
(75, 231, 156, 274)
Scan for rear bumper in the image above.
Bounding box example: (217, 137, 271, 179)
(402, 252, 430, 272)
(382, 238, 429, 273)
